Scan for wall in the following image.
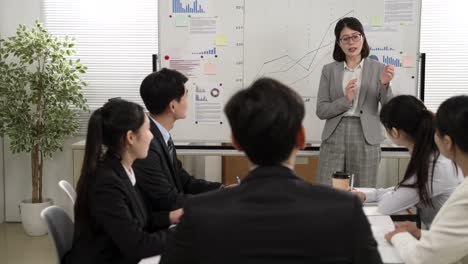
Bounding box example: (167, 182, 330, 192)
(0, 0, 41, 37)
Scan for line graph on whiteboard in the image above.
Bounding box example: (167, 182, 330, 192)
(251, 11, 355, 89)
(243, 1, 356, 98)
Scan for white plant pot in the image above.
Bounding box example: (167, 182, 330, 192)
(20, 198, 53, 236)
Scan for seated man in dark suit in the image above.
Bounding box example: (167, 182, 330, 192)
(163, 78, 382, 264)
(134, 68, 223, 227)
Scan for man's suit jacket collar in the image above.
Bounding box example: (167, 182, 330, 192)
(148, 118, 183, 190)
(242, 165, 300, 184)
(149, 115, 170, 145)
(150, 119, 174, 168)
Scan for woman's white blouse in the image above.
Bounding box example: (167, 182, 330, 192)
(359, 155, 462, 226)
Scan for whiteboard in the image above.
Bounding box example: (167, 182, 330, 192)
(159, 0, 422, 143)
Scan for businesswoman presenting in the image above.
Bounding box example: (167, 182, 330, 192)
(316, 17, 394, 187)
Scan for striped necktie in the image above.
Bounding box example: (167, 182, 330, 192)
(167, 137, 175, 165)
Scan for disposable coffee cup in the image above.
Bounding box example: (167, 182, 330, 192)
(332, 171, 351, 191)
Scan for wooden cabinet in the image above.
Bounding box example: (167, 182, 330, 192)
(222, 156, 319, 184)
(72, 148, 85, 187)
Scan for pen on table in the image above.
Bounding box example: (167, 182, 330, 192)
(236, 176, 241, 184)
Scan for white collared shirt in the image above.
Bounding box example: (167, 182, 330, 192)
(149, 115, 171, 146)
(250, 163, 294, 171)
(121, 164, 136, 186)
(342, 59, 364, 116)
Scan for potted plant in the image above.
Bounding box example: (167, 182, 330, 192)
(0, 21, 88, 236)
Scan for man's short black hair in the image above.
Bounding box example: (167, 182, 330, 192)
(140, 68, 188, 115)
(224, 78, 305, 166)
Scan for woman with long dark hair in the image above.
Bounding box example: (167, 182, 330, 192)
(64, 99, 177, 264)
(386, 95, 468, 264)
(316, 17, 395, 187)
(353, 95, 461, 227)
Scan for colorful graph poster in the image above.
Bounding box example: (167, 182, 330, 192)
(190, 82, 224, 125)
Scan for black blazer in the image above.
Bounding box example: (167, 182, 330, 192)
(163, 165, 382, 264)
(133, 119, 222, 226)
(64, 156, 169, 264)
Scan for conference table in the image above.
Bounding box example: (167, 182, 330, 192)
(364, 204, 405, 264)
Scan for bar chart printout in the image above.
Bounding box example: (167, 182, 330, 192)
(173, 0, 206, 13)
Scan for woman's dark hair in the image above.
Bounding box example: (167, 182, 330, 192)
(380, 95, 438, 207)
(74, 99, 145, 229)
(436, 95, 468, 153)
(333, 17, 370, 62)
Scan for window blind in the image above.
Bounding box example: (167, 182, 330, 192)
(420, 0, 468, 111)
(42, 0, 158, 134)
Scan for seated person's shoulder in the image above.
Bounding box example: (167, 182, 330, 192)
(185, 186, 229, 203)
(90, 161, 125, 189)
(434, 154, 454, 169)
(296, 183, 363, 215)
(94, 161, 116, 179)
(302, 181, 357, 201)
(179, 185, 246, 213)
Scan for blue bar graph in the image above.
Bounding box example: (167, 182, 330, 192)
(370, 46, 395, 51)
(192, 47, 216, 55)
(383, 56, 401, 67)
(173, 0, 206, 14)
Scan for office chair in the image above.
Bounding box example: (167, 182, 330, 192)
(59, 180, 76, 205)
(41, 206, 74, 264)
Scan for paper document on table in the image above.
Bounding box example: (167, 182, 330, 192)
(369, 215, 404, 263)
(372, 225, 403, 263)
(377, 241, 404, 263)
(368, 215, 394, 227)
(363, 205, 385, 216)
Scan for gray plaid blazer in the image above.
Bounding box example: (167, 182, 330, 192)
(316, 58, 393, 145)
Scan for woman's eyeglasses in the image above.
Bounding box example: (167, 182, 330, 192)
(339, 33, 363, 45)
